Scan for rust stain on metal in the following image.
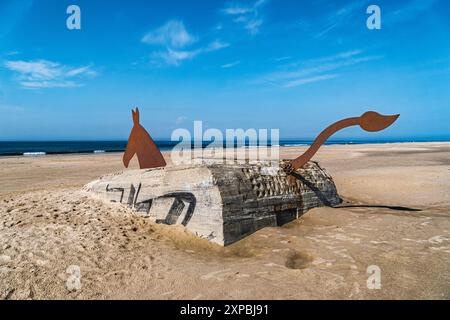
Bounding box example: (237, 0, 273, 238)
(123, 107, 166, 169)
(285, 111, 400, 173)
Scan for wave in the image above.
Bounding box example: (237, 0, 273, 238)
(282, 144, 308, 147)
(94, 150, 106, 154)
(23, 152, 46, 156)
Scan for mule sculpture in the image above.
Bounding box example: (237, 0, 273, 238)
(123, 107, 166, 169)
(123, 109, 399, 172)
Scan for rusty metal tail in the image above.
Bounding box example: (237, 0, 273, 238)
(286, 112, 399, 172)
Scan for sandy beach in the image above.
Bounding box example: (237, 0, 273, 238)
(0, 142, 449, 300)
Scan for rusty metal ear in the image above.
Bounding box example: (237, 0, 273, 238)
(135, 107, 140, 122)
(132, 108, 140, 125)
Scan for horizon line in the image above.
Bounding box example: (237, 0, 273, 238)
(1, 136, 450, 143)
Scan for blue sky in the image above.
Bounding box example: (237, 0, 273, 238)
(0, 0, 449, 140)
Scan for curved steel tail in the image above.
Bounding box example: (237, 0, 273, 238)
(286, 111, 399, 172)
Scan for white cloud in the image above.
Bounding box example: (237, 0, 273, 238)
(222, 5, 253, 15)
(143, 20, 229, 67)
(266, 53, 378, 81)
(274, 56, 292, 62)
(314, 1, 370, 38)
(256, 50, 382, 88)
(206, 40, 230, 51)
(152, 48, 201, 66)
(4, 59, 96, 89)
(65, 66, 96, 77)
(283, 74, 338, 88)
(245, 19, 263, 35)
(289, 50, 364, 69)
(221, 61, 240, 68)
(223, 0, 266, 15)
(142, 20, 197, 48)
(152, 40, 229, 66)
(222, 0, 267, 35)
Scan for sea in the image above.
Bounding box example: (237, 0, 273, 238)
(0, 138, 448, 157)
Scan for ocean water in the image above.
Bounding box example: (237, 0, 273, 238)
(0, 138, 448, 157)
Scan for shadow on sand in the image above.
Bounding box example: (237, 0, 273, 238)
(334, 204, 422, 212)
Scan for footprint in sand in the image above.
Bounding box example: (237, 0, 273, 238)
(285, 251, 313, 270)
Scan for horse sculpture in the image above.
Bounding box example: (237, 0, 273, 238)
(123, 107, 166, 169)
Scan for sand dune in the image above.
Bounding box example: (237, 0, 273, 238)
(0, 142, 449, 299)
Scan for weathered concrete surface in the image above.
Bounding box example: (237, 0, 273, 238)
(84, 161, 341, 245)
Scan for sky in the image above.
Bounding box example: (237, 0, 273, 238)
(0, 0, 449, 140)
